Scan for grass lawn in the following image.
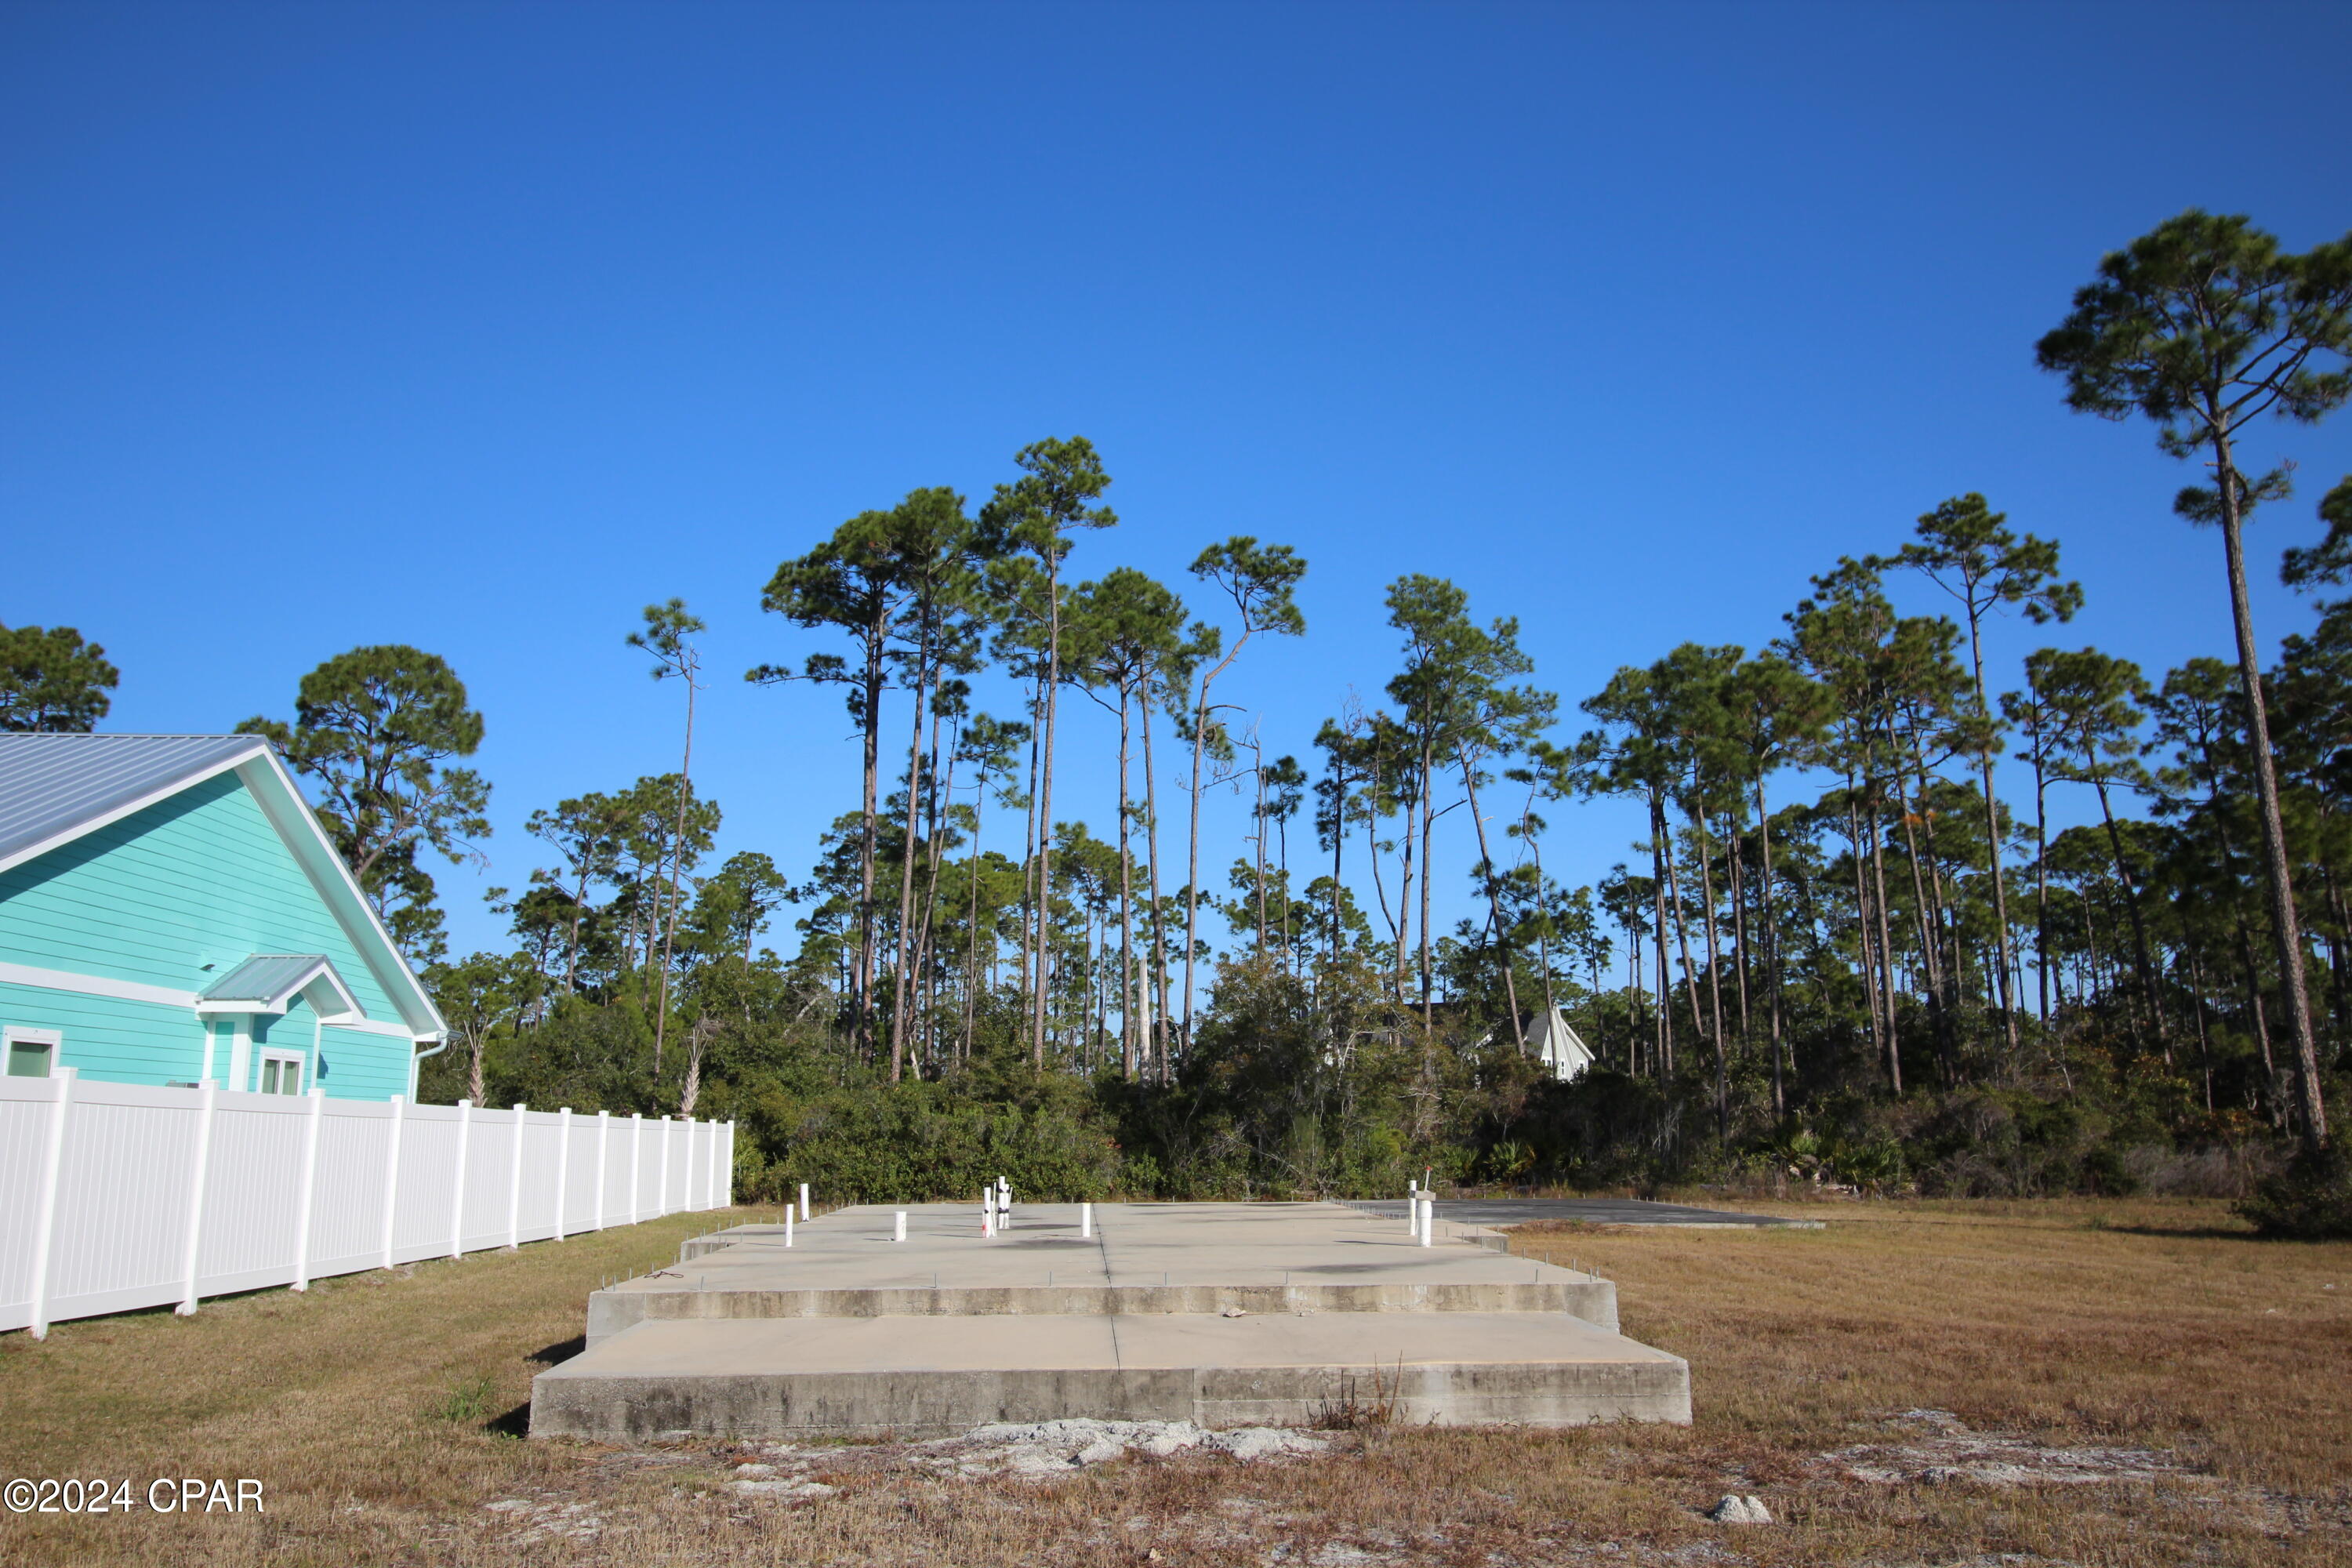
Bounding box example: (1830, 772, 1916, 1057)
(1, 1197, 2346, 1565)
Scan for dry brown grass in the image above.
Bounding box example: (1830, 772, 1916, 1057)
(1, 1197, 2346, 1566)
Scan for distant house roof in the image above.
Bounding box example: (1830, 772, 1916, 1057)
(1526, 1006, 1595, 1075)
(198, 954, 363, 1022)
(0, 733, 271, 871)
(1475, 1003, 1596, 1080)
(0, 731, 445, 1041)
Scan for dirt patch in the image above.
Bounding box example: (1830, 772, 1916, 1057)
(1820, 1408, 2190, 1487)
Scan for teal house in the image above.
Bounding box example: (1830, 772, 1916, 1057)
(0, 734, 447, 1099)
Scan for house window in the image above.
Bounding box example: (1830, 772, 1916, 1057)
(258, 1050, 304, 1096)
(5, 1028, 61, 1079)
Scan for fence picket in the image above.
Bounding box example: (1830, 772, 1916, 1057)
(0, 1077, 734, 1336)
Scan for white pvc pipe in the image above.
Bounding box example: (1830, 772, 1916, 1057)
(291, 1087, 324, 1290)
(1080, 1201, 1092, 1239)
(552, 1106, 572, 1243)
(1419, 1196, 1433, 1247)
(505, 1102, 527, 1250)
(179, 1080, 216, 1314)
(784, 1210, 794, 1247)
(448, 1098, 472, 1260)
(27, 1069, 78, 1338)
(895, 1210, 907, 1243)
(379, 1094, 406, 1268)
(800, 1182, 811, 1223)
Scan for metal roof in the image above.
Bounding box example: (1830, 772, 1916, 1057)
(196, 953, 362, 1020)
(200, 953, 334, 1004)
(0, 733, 271, 869)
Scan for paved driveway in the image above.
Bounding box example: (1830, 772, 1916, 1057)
(1343, 1196, 1818, 1229)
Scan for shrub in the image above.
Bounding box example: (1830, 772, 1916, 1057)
(2238, 1145, 2352, 1240)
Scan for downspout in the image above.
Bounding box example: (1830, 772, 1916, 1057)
(409, 1034, 449, 1100)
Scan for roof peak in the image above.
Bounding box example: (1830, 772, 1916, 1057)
(0, 731, 266, 741)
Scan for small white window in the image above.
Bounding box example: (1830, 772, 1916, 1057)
(5, 1027, 61, 1079)
(258, 1050, 304, 1096)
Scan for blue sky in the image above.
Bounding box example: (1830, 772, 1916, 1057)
(6, 1, 2350, 966)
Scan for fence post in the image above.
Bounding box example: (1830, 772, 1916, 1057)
(25, 1067, 78, 1340)
(629, 1113, 643, 1223)
(448, 1098, 472, 1261)
(594, 1110, 609, 1232)
(554, 1107, 572, 1242)
(292, 1086, 325, 1291)
(725, 1121, 737, 1207)
(657, 1116, 672, 1218)
(506, 1102, 527, 1250)
(379, 1094, 405, 1269)
(176, 1080, 216, 1316)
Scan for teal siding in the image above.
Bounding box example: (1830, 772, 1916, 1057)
(318, 1024, 410, 1101)
(0, 981, 416, 1094)
(0, 771, 424, 1100)
(0, 771, 402, 1021)
(0, 980, 207, 1085)
(252, 994, 314, 1092)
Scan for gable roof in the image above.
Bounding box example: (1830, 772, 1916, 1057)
(1527, 1005, 1595, 1069)
(0, 733, 267, 870)
(198, 954, 363, 1022)
(0, 733, 445, 1041)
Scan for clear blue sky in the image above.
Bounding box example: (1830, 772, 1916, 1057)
(6, 1, 2350, 966)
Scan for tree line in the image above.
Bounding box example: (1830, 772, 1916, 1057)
(9, 211, 2350, 1227)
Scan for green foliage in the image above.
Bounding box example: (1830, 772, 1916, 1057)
(239, 644, 491, 962)
(0, 622, 118, 732)
(2239, 1145, 2352, 1240)
(748, 1080, 1121, 1203)
(428, 1373, 499, 1425)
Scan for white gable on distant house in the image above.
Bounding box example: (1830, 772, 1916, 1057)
(1528, 1005, 1595, 1080)
(1476, 1004, 1596, 1081)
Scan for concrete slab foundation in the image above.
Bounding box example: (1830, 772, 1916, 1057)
(532, 1201, 1690, 1440)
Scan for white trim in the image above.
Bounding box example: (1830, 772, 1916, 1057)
(233, 754, 447, 1039)
(336, 1018, 433, 1040)
(226, 1018, 253, 1093)
(0, 957, 430, 1061)
(0, 746, 264, 878)
(5, 1025, 64, 1080)
(195, 955, 364, 1024)
(257, 1047, 305, 1095)
(0, 958, 198, 1009)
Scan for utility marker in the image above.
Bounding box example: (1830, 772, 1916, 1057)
(895, 1210, 907, 1243)
(1080, 1201, 1093, 1239)
(800, 1183, 811, 1223)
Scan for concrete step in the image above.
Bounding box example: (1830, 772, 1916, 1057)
(531, 1309, 1691, 1441)
(590, 1278, 1618, 1343)
(601, 1203, 1618, 1345)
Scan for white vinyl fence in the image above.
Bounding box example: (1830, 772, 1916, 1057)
(1, 1070, 735, 1338)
